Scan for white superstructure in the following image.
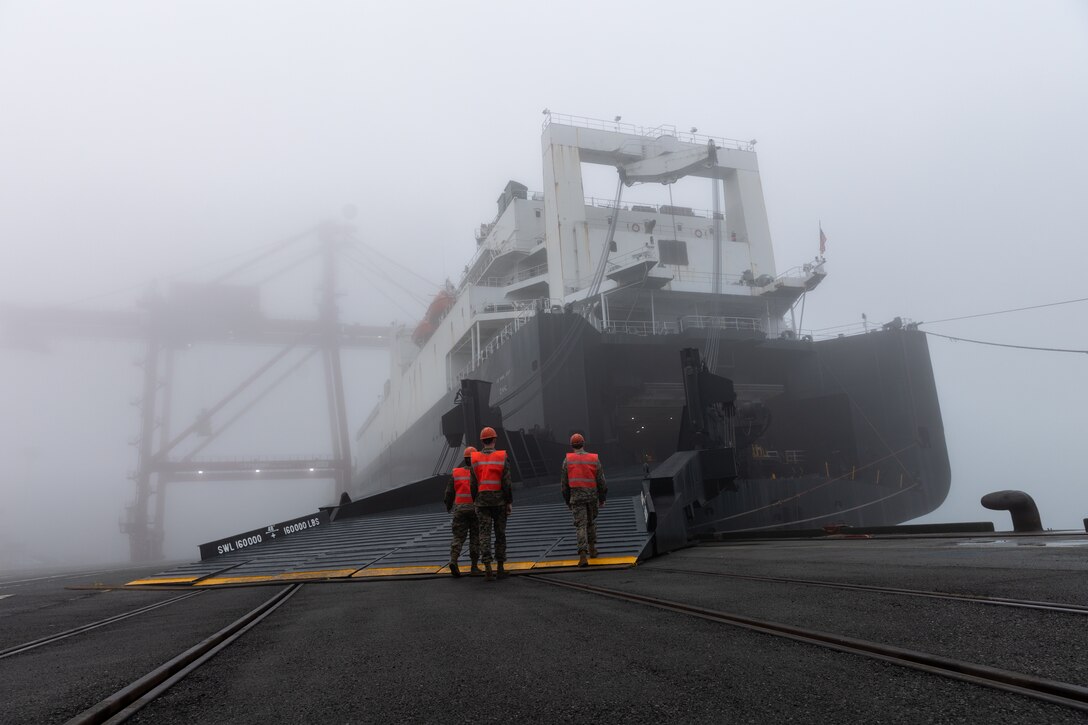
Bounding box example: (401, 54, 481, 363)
(356, 114, 825, 469)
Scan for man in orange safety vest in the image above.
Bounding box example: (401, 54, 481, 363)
(470, 427, 513, 581)
(561, 433, 607, 567)
(444, 446, 481, 577)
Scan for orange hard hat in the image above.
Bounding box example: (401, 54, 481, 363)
(463, 446, 477, 457)
(570, 433, 585, 447)
(479, 426, 497, 441)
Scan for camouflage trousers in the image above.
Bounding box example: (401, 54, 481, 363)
(449, 505, 480, 563)
(570, 498, 599, 555)
(476, 505, 507, 564)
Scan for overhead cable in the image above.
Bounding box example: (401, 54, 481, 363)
(340, 248, 432, 305)
(808, 295, 1088, 334)
(920, 295, 1088, 325)
(923, 331, 1088, 355)
(346, 232, 441, 290)
(338, 253, 426, 318)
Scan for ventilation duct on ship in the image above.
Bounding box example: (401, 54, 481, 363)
(496, 180, 528, 217)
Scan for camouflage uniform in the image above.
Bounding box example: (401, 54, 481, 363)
(444, 467, 479, 564)
(470, 446, 513, 565)
(561, 452, 607, 556)
(448, 505, 479, 563)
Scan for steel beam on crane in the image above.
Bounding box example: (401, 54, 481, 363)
(0, 221, 398, 562)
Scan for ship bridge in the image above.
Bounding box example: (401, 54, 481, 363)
(444, 114, 826, 378)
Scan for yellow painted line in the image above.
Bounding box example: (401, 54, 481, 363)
(125, 577, 200, 586)
(502, 561, 536, 571)
(434, 561, 536, 575)
(270, 569, 357, 582)
(138, 557, 639, 587)
(352, 566, 443, 578)
(194, 568, 358, 586)
(532, 559, 582, 569)
(196, 574, 282, 586)
(589, 556, 638, 566)
(435, 565, 483, 575)
(532, 556, 638, 569)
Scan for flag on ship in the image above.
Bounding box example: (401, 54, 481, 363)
(819, 223, 827, 254)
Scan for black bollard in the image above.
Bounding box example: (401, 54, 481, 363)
(980, 490, 1043, 533)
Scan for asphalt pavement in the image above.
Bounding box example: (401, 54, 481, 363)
(2, 536, 1086, 724)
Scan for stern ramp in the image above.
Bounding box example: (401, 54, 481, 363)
(128, 496, 651, 588)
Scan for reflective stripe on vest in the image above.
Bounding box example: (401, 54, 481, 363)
(452, 467, 473, 504)
(471, 450, 507, 492)
(566, 451, 599, 488)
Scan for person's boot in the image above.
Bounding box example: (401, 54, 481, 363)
(484, 563, 495, 581)
(589, 546, 600, 559)
(469, 560, 482, 576)
(449, 561, 461, 578)
(496, 561, 508, 579)
(578, 552, 589, 568)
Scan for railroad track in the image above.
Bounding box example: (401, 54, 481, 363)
(645, 565, 1088, 615)
(528, 574, 1088, 714)
(0, 591, 204, 661)
(61, 584, 300, 725)
(0, 567, 142, 590)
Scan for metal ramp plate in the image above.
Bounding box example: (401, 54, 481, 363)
(127, 496, 651, 587)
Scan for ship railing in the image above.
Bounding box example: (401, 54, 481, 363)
(480, 262, 549, 288)
(784, 450, 806, 464)
(568, 268, 754, 291)
(460, 233, 544, 290)
(664, 270, 750, 286)
(598, 320, 679, 336)
(542, 112, 755, 151)
(802, 315, 920, 341)
(776, 259, 826, 281)
(525, 189, 725, 221)
(476, 297, 551, 316)
(679, 315, 763, 332)
(458, 248, 499, 290)
(586, 195, 721, 220)
(454, 306, 541, 383)
(514, 297, 551, 319)
(605, 247, 656, 272)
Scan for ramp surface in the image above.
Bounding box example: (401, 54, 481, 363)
(128, 496, 651, 587)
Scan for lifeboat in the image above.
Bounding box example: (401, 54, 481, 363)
(425, 289, 456, 323)
(412, 319, 436, 347)
(412, 285, 457, 347)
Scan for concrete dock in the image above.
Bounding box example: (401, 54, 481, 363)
(2, 533, 1086, 724)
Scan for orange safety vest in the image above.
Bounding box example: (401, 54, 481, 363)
(452, 466, 473, 504)
(565, 451, 600, 488)
(471, 449, 507, 492)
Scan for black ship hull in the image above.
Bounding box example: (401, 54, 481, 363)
(353, 311, 950, 532)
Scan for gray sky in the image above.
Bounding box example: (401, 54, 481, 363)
(1, 1, 1086, 565)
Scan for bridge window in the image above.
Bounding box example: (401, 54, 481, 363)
(659, 239, 689, 266)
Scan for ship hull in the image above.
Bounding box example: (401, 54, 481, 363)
(353, 312, 950, 532)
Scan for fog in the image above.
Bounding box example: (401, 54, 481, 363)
(1, 1, 1085, 568)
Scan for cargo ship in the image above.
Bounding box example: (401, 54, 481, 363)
(350, 113, 950, 532)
